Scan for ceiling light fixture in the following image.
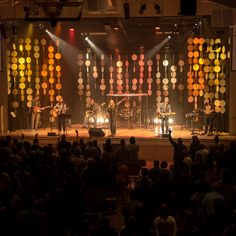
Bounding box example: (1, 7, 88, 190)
(139, 3, 147, 14)
(154, 3, 161, 14)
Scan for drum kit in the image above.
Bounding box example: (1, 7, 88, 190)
(185, 108, 204, 134)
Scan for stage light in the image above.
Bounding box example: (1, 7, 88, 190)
(33, 7, 39, 16)
(113, 24, 119, 30)
(123, 1, 130, 19)
(154, 3, 161, 14)
(85, 36, 88, 41)
(139, 3, 147, 14)
(12, 25, 17, 35)
(50, 18, 57, 28)
(69, 28, 75, 31)
(168, 35, 171, 39)
(23, 6, 30, 19)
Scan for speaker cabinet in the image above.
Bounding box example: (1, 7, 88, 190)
(180, 0, 196, 16)
(88, 128, 105, 138)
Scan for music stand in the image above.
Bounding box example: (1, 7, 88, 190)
(47, 115, 56, 136)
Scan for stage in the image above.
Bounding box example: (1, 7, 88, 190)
(4, 124, 235, 162)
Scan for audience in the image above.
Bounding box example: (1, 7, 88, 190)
(0, 133, 235, 236)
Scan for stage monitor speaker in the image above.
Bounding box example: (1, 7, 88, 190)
(47, 132, 56, 136)
(162, 134, 170, 138)
(180, 0, 196, 16)
(88, 128, 105, 137)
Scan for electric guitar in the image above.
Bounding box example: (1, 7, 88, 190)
(87, 102, 106, 118)
(33, 106, 51, 113)
(157, 112, 176, 118)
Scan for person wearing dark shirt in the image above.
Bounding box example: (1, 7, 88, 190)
(57, 134, 71, 152)
(107, 98, 125, 137)
(158, 97, 172, 135)
(31, 94, 41, 130)
(168, 129, 187, 165)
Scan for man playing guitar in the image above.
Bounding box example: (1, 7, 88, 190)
(83, 99, 105, 128)
(54, 97, 67, 134)
(31, 94, 50, 130)
(203, 99, 214, 135)
(157, 97, 172, 135)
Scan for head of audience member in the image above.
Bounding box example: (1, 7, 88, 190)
(214, 135, 220, 144)
(160, 160, 168, 169)
(61, 134, 66, 141)
(211, 182, 222, 193)
(159, 203, 169, 219)
(199, 143, 206, 150)
(120, 138, 126, 147)
(104, 138, 112, 152)
(153, 160, 160, 168)
(86, 157, 96, 168)
(73, 146, 81, 157)
(140, 167, 149, 177)
(130, 136, 136, 144)
(91, 99, 95, 105)
(87, 140, 94, 147)
(177, 137, 183, 145)
(192, 135, 199, 143)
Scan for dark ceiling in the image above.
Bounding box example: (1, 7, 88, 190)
(209, 0, 236, 9)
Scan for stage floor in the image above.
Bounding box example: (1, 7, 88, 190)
(7, 124, 233, 140)
(4, 124, 235, 162)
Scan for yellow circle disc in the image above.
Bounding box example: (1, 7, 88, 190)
(214, 65, 221, 73)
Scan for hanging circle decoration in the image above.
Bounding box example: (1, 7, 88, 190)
(138, 52, 145, 93)
(116, 55, 123, 94)
(156, 53, 161, 112)
(125, 58, 129, 93)
(108, 55, 114, 94)
(131, 54, 138, 91)
(77, 53, 84, 99)
(100, 54, 106, 96)
(147, 59, 153, 95)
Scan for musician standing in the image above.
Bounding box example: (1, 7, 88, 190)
(54, 97, 67, 134)
(31, 94, 41, 130)
(83, 98, 98, 128)
(203, 99, 214, 135)
(158, 97, 172, 135)
(107, 99, 118, 137)
(107, 98, 125, 137)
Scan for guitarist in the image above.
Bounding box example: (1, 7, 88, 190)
(31, 94, 41, 130)
(54, 97, 67, 134)
(83, 98, 100, 128)
(158, 97, 172, 135)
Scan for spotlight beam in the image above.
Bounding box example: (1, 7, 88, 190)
(145, 36, 171, 58)
(84, 37, 106, 57)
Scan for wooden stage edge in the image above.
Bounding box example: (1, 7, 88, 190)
(2, 124, 236, 162)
